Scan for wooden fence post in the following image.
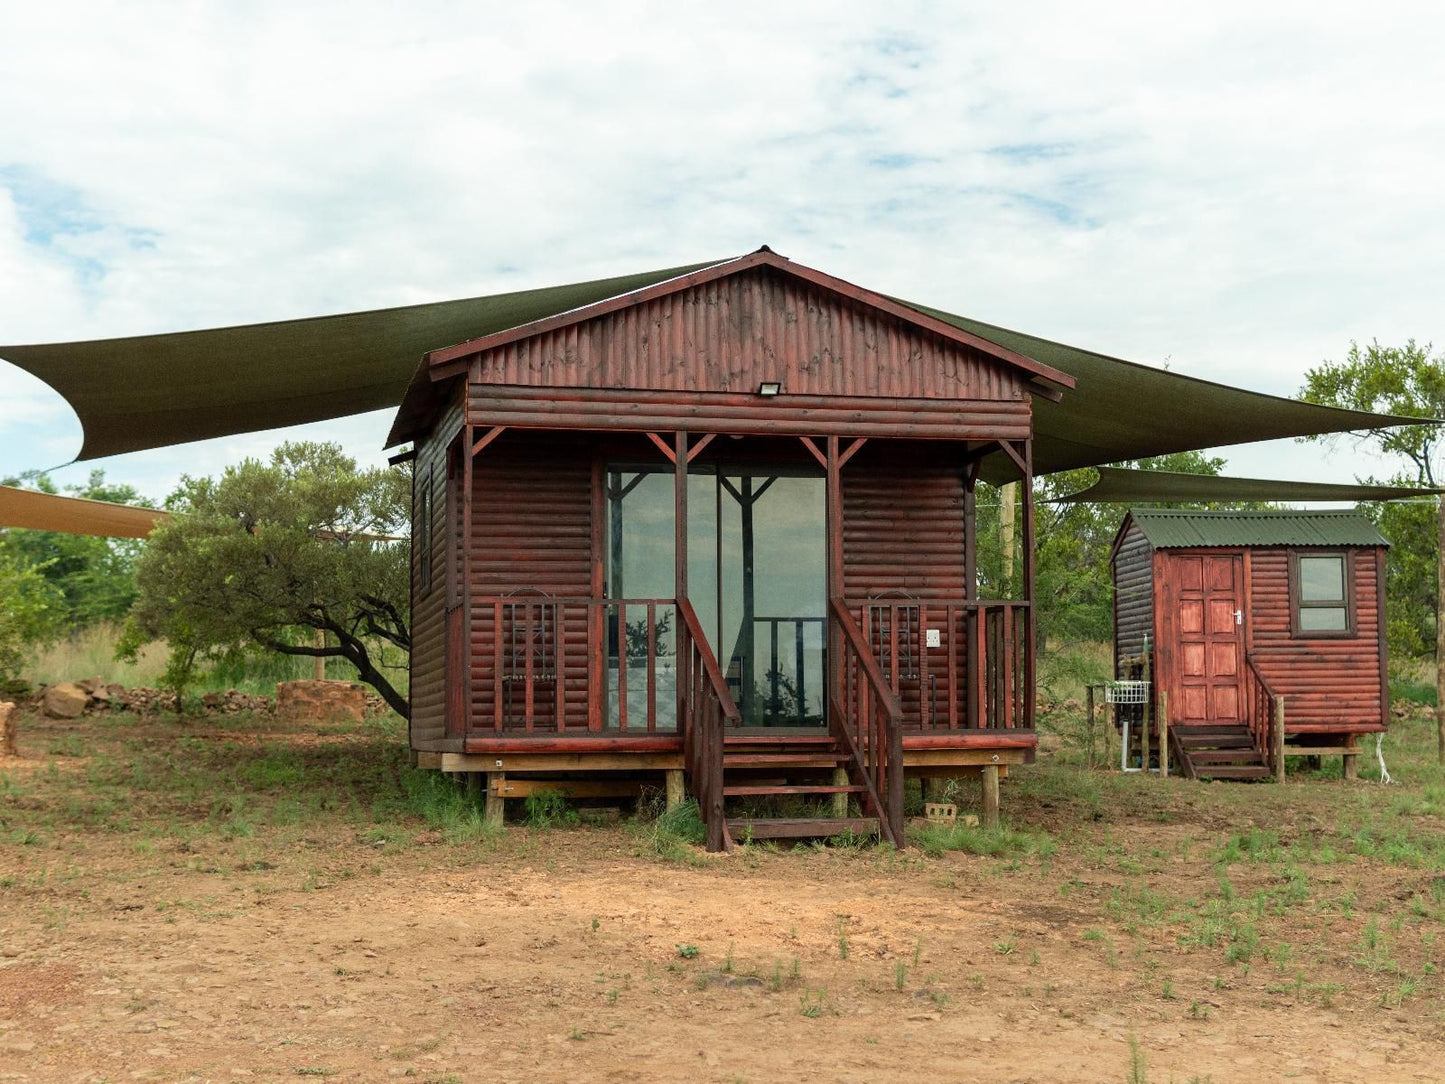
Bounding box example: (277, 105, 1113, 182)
(1273, 695, 1286, 784)
(1086, 685, 1096, 770)
(1159, 690, 1169, 779)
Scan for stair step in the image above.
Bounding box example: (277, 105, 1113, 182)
(1173, 726, 1252, 738)
(723, 784, 866, 797)
(723, 753, 847, 767)
(1178, 735, 1255, 749)
(1188, 750, 1266, 764)
(1197, 765, 1273, 780)
(725, 733, 834, 745)
(726, 816, 880, 840)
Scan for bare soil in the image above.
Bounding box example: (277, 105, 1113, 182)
(2, 711, 1442, 1083)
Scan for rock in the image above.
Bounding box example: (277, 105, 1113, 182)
(42, 682, 89, 719)
(75, 675, 105, 695)
(0, 701, 17, 757)
(275, 679, 366, 723)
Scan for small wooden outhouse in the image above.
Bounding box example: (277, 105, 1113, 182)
(1111, 509, 1389, 779)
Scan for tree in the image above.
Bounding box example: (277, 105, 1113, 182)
(0, 470, 145, 626)
(1298, 339, 1444, 657)
(125, 442, 412, 716)
(0, 551, 65, 690)
(977, 451, 1229, 649)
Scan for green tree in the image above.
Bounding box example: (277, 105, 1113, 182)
(0, 551, 65, 689)
(125, 442, 412, 716)
(0, 470, 145, 626)
(977, 451, 1228, 648)
(1298, 339, 1444, 657)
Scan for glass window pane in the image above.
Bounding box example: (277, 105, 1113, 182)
(1299, 606, 1348, 631)
(1299, 556, 1345, 602)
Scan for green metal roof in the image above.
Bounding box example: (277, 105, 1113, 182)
(1057, 467, 1440, 504)
(1127, 508, 1391, 549)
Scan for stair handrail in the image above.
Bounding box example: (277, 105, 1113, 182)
(1244, 652, 1280, 772)
(677, 597, 740, 853)
(829, 597, 905, 847)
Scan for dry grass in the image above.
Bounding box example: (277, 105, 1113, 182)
(23, 622, 171, 687)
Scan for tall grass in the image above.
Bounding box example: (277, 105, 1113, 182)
(22, 622, 408, 697)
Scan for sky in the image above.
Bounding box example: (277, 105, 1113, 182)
(1, 2, 1442, 504)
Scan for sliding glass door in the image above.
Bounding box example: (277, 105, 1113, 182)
(605, 462, 826, 728)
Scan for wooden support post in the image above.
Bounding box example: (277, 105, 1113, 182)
(1021, 441, 1036, 731)
(1158, 690, 1169, 779)
(485, 772, 506, 828)
(832, 767, 849, 817)
(1343, 737, 1359, 781)
(981, 764, 1000, 829)
(963, 463, 979, 730)
(1086, 685, 1096, 769)
(674, 431, 689, 734)
(665, 769, 685, 811)
(1273, 694, 1286, 784)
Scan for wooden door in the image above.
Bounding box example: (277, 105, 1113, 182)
(1172, 553, 1244, 726)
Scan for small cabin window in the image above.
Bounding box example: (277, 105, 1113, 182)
(1291, 551, 1352, 636)
(418, 468, 434, 595)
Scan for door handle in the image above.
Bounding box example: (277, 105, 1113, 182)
(1233, 609, 1242, 626)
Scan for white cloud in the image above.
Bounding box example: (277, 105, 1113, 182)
(1, 1, 1442, 496)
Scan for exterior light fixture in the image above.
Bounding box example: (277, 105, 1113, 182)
(757, 381, 782, 397)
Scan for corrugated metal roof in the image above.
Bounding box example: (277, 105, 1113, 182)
(1128, 509, 1390, 549)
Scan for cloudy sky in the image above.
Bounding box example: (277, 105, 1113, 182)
(1, 2, 1441, 503)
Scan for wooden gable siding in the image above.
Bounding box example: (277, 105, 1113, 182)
(1112, 521, 1153, 676)
(842, 450, 968, 728)
(469, 265, 1028, 402)
(467, 432, 596, 731)
(1247, 547, 1384, 731)
(409, 392, 464, 751)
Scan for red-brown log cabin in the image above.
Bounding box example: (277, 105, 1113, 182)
(1111, 509, 1389, 782)
(388, 249, 1075, 850)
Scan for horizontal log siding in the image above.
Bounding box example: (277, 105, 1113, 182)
(470, 265, 1027, 402)
(468, 433, 595, 731)
(842, 452, 967, 730)
(1249, 547, 1385, 731)
(1112, 522, 1154, 677)
(409, 394, 464, 750)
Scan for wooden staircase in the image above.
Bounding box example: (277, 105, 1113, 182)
(1171, 725, 1272, 781)
(721, 732, 879, 841)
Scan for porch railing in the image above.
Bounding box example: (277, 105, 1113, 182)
(678, 597, 741, 852)
(471, 594, 677, 732)
(1245, 652, 1282, 775)
(829, 597, 904, 847)
(843, 598, 1031, 731)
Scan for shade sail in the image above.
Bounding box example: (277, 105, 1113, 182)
(1055, 466, 1441, 504)
(0, 484, 170, 538)
(0, 251, 1427, 471)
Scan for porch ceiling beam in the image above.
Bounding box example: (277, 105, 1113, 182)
(470, 425, 507, 457)
(644, 431, 677, 463)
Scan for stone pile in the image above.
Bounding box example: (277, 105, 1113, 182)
(27, 677, 393, 720)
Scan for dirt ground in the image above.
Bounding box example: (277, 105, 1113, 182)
(2, 711, 1443, 1083)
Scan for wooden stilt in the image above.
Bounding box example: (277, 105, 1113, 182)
(665, 769, 685, 811)
(485, 772, 506, 828)
(981, 764, 1000, 829)
(1343, 737, 1359, 781)
(832, 767, 849, 817)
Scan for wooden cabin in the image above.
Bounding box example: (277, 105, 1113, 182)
(388, 249, 1076, 850)
(1111, 509, 1389, 781)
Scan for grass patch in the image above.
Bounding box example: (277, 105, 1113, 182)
(909, 820, 1056, 860)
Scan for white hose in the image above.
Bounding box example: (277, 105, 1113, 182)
(1375, 734, 1393, 785)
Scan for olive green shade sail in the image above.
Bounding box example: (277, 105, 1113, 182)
(0, 252, 1428, 469)
(1055, 466, 1441, 504)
